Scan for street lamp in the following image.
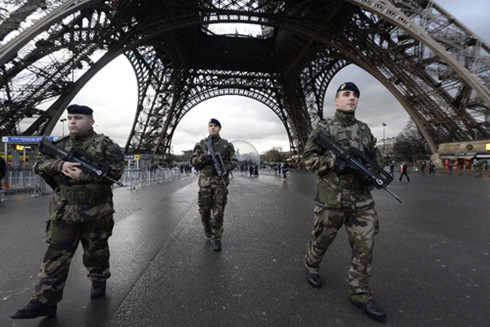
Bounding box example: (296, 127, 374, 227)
(60, 118, 67, 136)
(382, 123, 386, 157)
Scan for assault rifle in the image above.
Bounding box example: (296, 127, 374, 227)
(206, 138, 227, 186)
(39, 137, 123, 187)
(312, 127, 402, 203)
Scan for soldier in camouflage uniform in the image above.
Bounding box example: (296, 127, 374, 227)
(190, 118, 237, 252)
(12, 104, 124, 320)
(302, 82, 387, 321)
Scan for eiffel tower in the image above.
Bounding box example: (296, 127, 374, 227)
(1, 0, 489, 157)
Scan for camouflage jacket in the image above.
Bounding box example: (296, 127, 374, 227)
(190, 135, 238, 188)
(302, 110, 383, 210)
(33, 128, 125, 222)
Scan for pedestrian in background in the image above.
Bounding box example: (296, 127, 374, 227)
(399, 162, 410, 182)
(420, 161, 426, 176)
(281, 162, 288, 181)
(302, 82, 387, 321)
(389, 160, 395, 177)
(190, 118, 237, 252)
(11, 104, 125, 320)
(0, 156, 6, 189)
(429, 161, 436, 174)
(472, 158, 483, 177)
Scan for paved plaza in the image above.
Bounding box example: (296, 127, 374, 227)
(1, 171, 489, 326)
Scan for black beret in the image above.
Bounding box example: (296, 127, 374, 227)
(337, 82, 360, 97)
(209, 118, 221, 128)
(67, 104, 93, 115)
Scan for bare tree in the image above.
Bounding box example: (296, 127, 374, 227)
(393, 121, 430, 162)
(260, 147, 288, 163)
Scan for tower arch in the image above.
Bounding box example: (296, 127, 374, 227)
(0, 0, 488, 158)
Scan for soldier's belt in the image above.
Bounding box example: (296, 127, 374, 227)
(57, 188, 94, 202)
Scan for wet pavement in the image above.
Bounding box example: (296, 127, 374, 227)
(0, 171, 489, 326)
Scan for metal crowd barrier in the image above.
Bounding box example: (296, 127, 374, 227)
(0, 167, 182, 201)
(1, 169, 41, 201)
(121, 167, 182, 190)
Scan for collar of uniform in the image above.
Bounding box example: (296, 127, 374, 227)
(335, 110, 356, 124)
(70, 127, 95, 143)
(209, 135, 220, 141)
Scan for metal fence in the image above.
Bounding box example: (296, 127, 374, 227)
(0, 167, 182, 201)
(1, 169, 39, 194)
(121, 167, 182, 190)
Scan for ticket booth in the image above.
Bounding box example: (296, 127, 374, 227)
(1, 136, 59, 193)
(1, 136, 59, 169)
(124, 154, 152, 169)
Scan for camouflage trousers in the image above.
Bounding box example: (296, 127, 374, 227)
(304, 205, 379, 303)
(198, 186, 228, 241)
(34, 214, 114, 305)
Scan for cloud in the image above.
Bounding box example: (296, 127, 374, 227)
(172, 96, 290, 154)
(437, 1, 490, 43)
(52, 56, 138, 145)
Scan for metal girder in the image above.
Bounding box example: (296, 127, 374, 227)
(346, 0, 489, 150)
(0, 0, 48, 41)
(0, 0, 488, 157)
(0, 1, 120, 137)
(124, 46, 176, 154)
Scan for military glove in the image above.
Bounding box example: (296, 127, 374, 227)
(200, 154, 214, 167)
(333, 158, 359, 175)
(358, 171, 374, 187)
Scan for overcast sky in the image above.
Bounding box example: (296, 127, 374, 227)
(52, 0, 489, 155)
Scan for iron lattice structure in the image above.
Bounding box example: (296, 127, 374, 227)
(1, 0, 489, 156)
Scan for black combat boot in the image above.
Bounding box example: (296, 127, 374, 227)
(350, 299, 387, 321)
(306, 272, 322, 288)
(91, 281, 106, 298)
(212, 240, 222, 252)
(204, 227, 212, 239)
(11, 300, 57, 319)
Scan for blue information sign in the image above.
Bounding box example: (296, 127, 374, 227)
(2, 136, 59, 143)
(124, 154, 151, 160)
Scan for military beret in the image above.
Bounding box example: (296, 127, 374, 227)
(209, 118, 221, 128)
(337, 82, 360, 97)
(67, 104, 93, 115)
